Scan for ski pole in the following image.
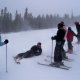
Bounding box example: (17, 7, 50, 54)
(51, 40, 53, 63)
(6, 44, 8, 73)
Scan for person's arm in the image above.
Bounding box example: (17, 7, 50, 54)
(38, 48, 42, 54)
(51, 35, 57, 40)
(35, 47, 42, 56)
(71, 30, 77, 37)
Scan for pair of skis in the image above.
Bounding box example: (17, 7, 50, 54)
(37, 55, 73, 70)
(37, 62, 70, 70)
(38, 55, 72, 70)
(38, 40, 71, 70)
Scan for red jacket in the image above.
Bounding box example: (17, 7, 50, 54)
(66, 32, 74, 42)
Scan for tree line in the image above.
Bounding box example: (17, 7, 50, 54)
(0, 7, 80, 33)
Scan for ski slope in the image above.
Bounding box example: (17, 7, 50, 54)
(0, 27, 80, 80)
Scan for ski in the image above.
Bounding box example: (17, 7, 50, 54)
(47, 55, 74, 62)
(63, 58, 74, 62)
(37, 62, 69, 70)
(44, 59, 71, 68)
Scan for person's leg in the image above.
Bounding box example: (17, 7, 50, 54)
(54, 43, 59, 63)
(67, 41, 71, 52)
(78, 34, 80, 43)
(23, 50, 34, 58)
(54, 42, 63, 66)
(68, 41, 73, 53)
(77, 34, 80, 43)
(61, 41, 68, 59)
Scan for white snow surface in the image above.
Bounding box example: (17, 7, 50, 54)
(0, 27, 80, 80)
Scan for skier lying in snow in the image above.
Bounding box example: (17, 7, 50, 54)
(14, 42, 42, 64)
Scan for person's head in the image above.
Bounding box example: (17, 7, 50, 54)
(57, 23, 64, 29)
(68, 27, 72, 32)
(74, 21, 79, 25)
(37, 42, 41, 47)
(60, 21, 65, 26)
(68, 27, 72, 31)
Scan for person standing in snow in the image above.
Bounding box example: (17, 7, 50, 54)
(66, 27, 77, 53)
(59, 21, 68, 60)
(51, 22, 66, 66)
(74, 21, 80, 43)
(14, 42, 42, 64)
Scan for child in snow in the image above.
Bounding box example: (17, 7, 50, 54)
(14, 42, 42, 64)
(51, 22, 66, 66)
(60, 21, 68, 60)
(66, 27, 77, 53)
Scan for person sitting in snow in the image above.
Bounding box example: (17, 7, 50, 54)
(14, 42, 42, 64)
(66, 27, 77, 53)
(0, 33, 9, 46)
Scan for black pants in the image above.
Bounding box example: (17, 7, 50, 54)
(77, 34, 80, 43)
(54, 41, 63, 63)
(23, 50, 35, 58)
(17, 50, 35, 59)
(67, 41, 73, 50)
(61, 40, 67, 59)
(16, 53, 24, 59)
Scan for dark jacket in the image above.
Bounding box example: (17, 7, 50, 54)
(31, 45, 42, 56)
(53, 28, 66, 42)
(21, 45, 42, 58)
(75, 23, 80, 34)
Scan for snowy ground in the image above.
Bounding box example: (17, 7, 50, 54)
(0, 27, 80, 80)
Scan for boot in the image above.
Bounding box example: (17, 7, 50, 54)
(67, 49, 73, 54)
(51, 62, 60, 67)
(59, 62, 64, 66)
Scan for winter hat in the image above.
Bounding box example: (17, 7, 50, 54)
(60, 21, 65, 26)
(58, 23, 64, 29)
(37, 42, 41, 45)
(68, 27, 72, 31)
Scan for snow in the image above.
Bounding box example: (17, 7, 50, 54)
(0, 27, 80, 80)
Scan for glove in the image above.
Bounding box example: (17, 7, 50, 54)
(51, 36, 54, 40)
(4, 39, 9, 44)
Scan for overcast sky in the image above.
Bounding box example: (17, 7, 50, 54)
(0, 0, 80, 17)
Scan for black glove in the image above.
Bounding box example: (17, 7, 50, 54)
(4, 39, 9, 44)
(51, 36, 54, 40)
